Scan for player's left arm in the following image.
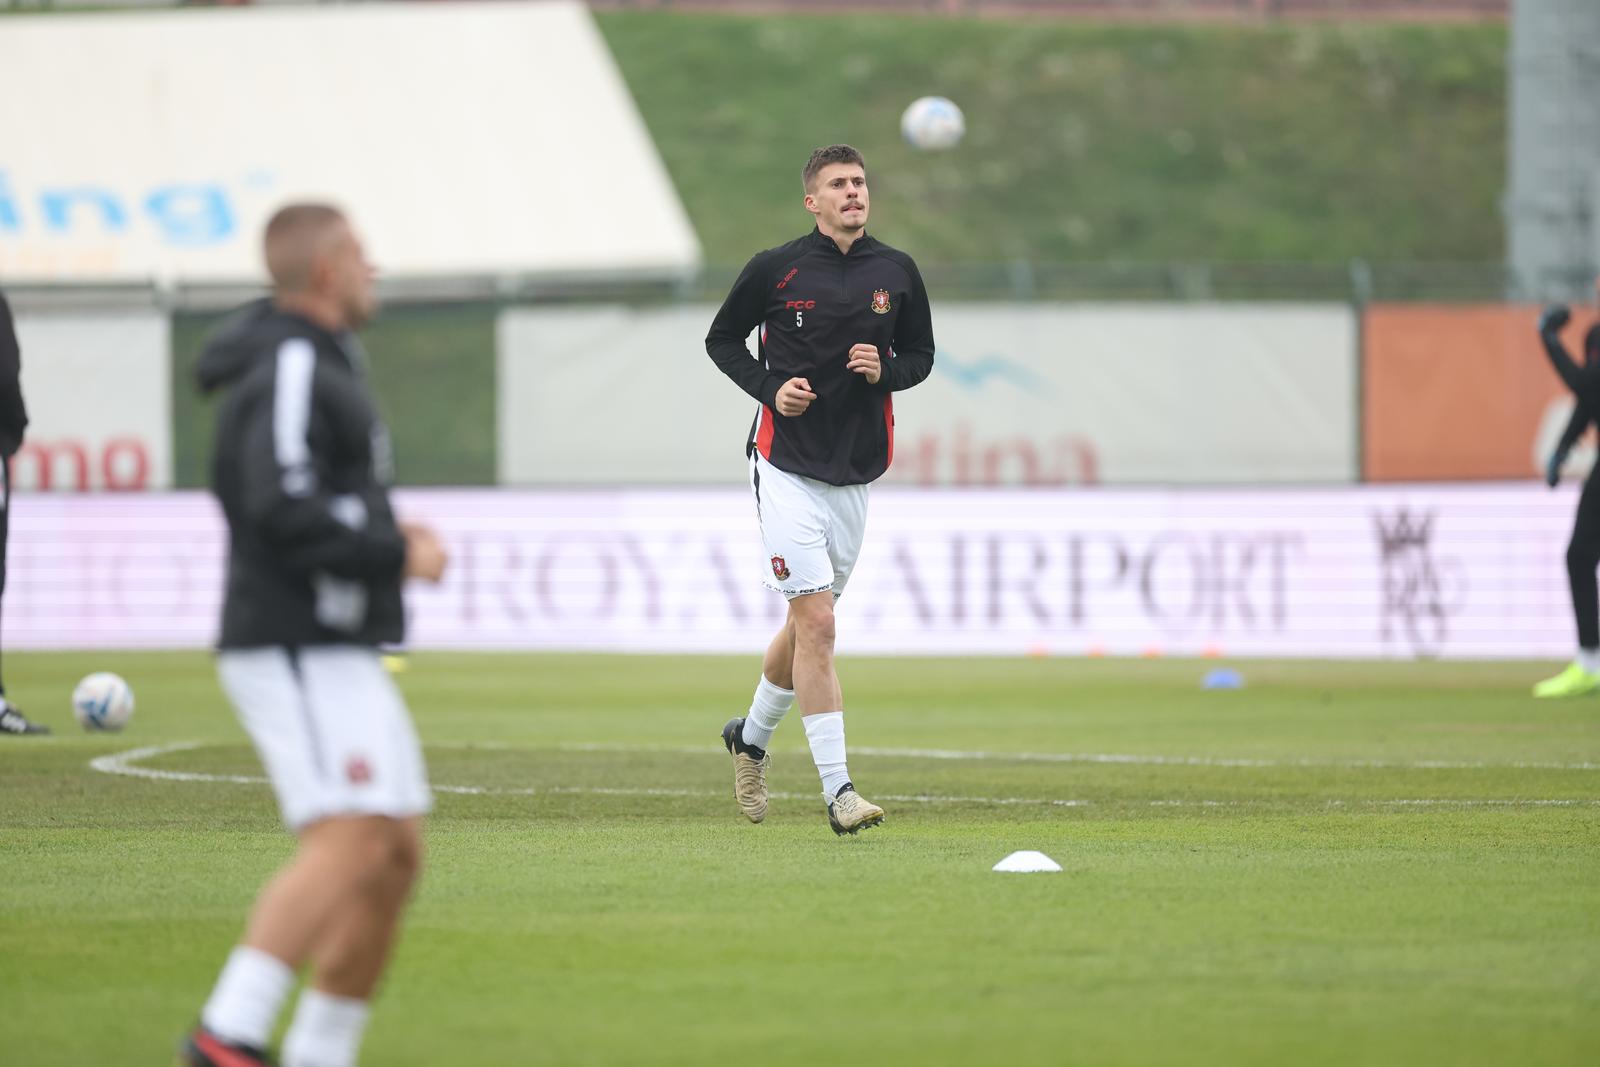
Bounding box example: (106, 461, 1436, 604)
(874, 258, 935, 392)
(1547, 324, 1600, 486)
(1555, 400, 1590, 456)
(1539, 304, 1600, 403)
(1549, 400, 1589, 486)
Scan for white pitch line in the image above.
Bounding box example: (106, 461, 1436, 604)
(87, 743, 1600, 809)
(554, 741, 1600, 773)
(89, 742, 260, 783)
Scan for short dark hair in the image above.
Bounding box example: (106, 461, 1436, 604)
(263, 202, 346, 289)
(802, 145, 866, 191)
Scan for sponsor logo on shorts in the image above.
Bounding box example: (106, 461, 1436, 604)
(346, 755, 373, 785)
(771, 555, 791, 581)
(871, 289, 891, 314)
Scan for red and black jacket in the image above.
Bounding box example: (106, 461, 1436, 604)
(706, 229, 935, 486)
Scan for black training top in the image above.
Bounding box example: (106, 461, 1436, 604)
(197, 300, 407, 649)
(1546, 322, 1600, 455)
(0, 290, 29, 459)
(705, 229, 935, 486)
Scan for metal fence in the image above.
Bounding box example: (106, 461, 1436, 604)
(5, 260, 1581, 315)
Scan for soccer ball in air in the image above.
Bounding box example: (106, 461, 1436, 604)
(900, 96, 965, 151)
(73, 672, 135, 732)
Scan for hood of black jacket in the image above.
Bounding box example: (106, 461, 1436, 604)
(195, 299, 280, 395)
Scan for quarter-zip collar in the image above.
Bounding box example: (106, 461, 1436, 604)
(810, 227, 874, 256)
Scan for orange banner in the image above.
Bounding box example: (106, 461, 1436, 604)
(1363, 303, 1599, 481)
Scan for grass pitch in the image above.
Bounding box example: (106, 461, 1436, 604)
(1, 652, 1596, 1066)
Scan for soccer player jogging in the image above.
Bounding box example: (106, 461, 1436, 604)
(1534, 275, 1600, 698)
(0, 288, 46, 736)
(181, 204, 448, 1067)
(705, 145, 935, 834)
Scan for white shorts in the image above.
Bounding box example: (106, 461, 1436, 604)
(750, 453, 869, 600)
(217, 646, 432, 831)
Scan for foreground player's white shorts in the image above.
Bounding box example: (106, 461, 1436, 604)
(217, 646, 432, 831)
(750, 452, 869, 600)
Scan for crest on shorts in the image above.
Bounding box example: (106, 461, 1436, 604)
(870, 289, 891, 314)
(771, 555, 791, 581)
(346, 755, 373, 785)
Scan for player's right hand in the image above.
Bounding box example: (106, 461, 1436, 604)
(1546, 451, 1566, 488)
(775, 377, 816, 417)
(401, 522, 449, 582)
(1540, 304, 1571, 336)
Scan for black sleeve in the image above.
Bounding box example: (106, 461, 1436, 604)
(1556, 400, 1591, 457)
(706, 251, 787, 409)
(0, 291, 29, 457)
(233, 359, 405, 581)
(1540, 324, 1600, 405)
(1554, 330, 1600, 455)
(878, 256, 935, 393)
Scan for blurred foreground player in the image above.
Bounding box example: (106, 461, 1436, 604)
(705, 145, 935, 833)
(0, 288, 46, 736)
(181, 204, 447, 1067)
(1533, 275, 1600, 698)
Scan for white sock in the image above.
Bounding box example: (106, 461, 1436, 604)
(1579, 648, 1600, 674)
(200, 945, 295, 1048)
(741, 676, 794, 750)
(803, 711, 851, 797)
(282, 989, 371, 1067)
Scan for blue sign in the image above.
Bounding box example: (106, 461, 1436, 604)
(0, 170, 270, 248)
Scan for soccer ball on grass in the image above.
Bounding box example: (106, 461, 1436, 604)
(73, 672, 135, 731)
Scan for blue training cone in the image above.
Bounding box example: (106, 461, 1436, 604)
(1202, 667, 1243, 690)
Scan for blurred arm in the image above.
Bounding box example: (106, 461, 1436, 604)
(234, 340, 405, 580)
(1540, 307, 1600, 403)
(1556, 399, 1591, 459)
(706, 251, 787, 409)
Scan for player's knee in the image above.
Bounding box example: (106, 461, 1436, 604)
(315, 818, 419, 894)
(333, 829, 401, 894)
(357, 819, 422, 896)
(793, 604, 836, 650)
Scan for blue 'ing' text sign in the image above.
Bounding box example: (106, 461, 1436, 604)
(0, 171, 253, 248)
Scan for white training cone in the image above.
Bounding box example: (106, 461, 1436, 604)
(992, 850, 1062, 873)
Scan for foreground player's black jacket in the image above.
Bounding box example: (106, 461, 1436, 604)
(197, 300, 406, 649)
(0, 291, 28, 459)
(1547, 321, 1600, 458)
(706, 229, 935, 485)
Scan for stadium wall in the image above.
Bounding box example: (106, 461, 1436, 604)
(1363, 303, 1597, 482)
(11, 309, 171, 492)
(3, 484, 1567, 659)
(17, 299, 1585, 492)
